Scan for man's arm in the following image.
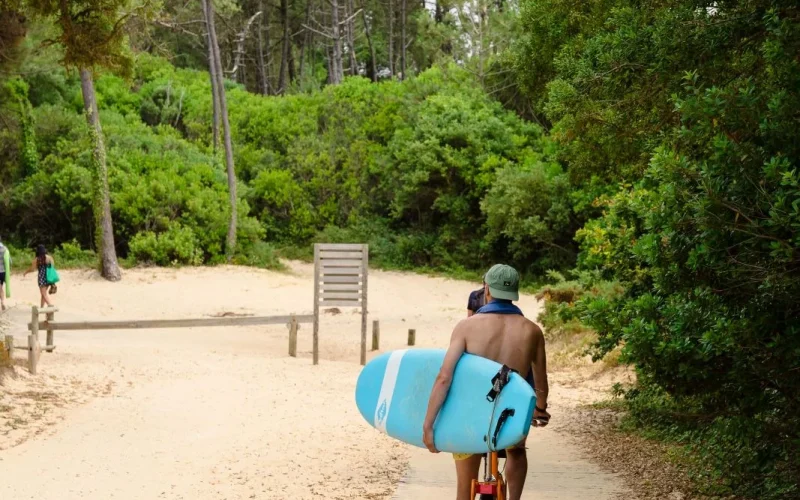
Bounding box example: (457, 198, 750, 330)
(422, 322, 467, 452)
(530, 325, 550, 425)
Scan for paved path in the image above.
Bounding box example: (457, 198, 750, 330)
(393, 425, 625, 499)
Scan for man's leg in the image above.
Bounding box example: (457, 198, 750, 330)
(453, 453, 482, 500)
(505, 441, 528, 500)
(0, 283, 5, 310)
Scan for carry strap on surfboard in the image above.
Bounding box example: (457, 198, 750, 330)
(484, 364, 516, 451)
(485, 365, 513, 402)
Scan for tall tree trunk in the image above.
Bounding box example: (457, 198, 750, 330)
(79, 68, 121, 282)
(279, 0, 290, 93)
(387, 0, 394, 77)
(360, 0, 377, 81)
(330, 0, 344, 84)
(256, 1, 270, 94)
(261, 0, 274, 94)
(230, 11, 263, 84)
(299, 0, 311, 79)
(288, 39, 296, 83)
(478, 0, 486, 83)
(435, 0, 452, 55)
(202, 0, 238, 259)
(206, 26, 220, 151)
(346, 0, 357, 75)
(400, 0, 406, 79)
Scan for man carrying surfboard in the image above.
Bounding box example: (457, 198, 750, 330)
(423, 263, 550, 500)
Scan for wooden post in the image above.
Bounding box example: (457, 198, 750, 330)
(4, 335, 13, 360)
(30, 306, 40, 373)
(408, 328, 416, 346)
(288, 314, 298, 357)
(360, 244, 369, 366)
(45, 310, 55, 352)
(27, 334, 36, 374)
(372, 320, 380, 351)
(312, 244, 320, 365)
(31, 306, 39, 341)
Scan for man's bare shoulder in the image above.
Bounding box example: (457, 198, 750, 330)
(455, 315, 487, 332)
(524, 316, 544, 333)
(521, 316, 544, 340)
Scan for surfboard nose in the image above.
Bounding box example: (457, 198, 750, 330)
(355, 352, 391, 426)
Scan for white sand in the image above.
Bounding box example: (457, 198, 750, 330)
(0, 261, 543, 499)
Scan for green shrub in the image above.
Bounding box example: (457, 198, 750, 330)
(3, 55, 574, 279)
(129, 224, 202, 266)
(232, 241, 284, 270)
(52, 239, 96, 268)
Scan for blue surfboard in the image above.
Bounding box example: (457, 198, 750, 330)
(355, 348, 536, 454)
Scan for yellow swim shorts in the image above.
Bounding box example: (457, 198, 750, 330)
(452, 439, 527, 461)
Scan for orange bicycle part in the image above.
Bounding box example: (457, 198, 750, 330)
(470, 451, 505, 500)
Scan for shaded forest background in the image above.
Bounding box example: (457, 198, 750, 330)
(1, 0, 798, 497)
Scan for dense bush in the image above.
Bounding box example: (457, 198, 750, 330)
(518, 0, 800, 496)
(1, 54, 577, 275)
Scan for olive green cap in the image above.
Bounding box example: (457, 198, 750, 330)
(484, 264, 519, 301)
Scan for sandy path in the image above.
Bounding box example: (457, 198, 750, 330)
(391, 374, 630, 499)
(0, 261, 624, 499)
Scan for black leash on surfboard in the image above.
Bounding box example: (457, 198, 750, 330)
(484, 365, 516, 451)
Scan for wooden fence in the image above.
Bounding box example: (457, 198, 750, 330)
(3, 242, 375, 373)
(4, 306, 314, 374)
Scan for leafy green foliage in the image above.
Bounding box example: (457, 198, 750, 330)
(25, 0, 142, 75)
(482, 156, 575, 273)
(2, 54, 570, 276)
(535, 269, 622, 340)
(521, 0, 800, 495)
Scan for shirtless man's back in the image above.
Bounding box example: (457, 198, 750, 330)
(462, 313, 545, 380)
(423, 264, 550, 500)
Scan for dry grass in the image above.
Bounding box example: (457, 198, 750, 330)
(544, 325, 625, 381)
(562, 404, 742, 500)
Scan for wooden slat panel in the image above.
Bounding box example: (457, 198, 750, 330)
(317, 243, 365, 251)
(320, 300, 363, 308)
(318, 251, 364, 259)
(318, 259, 363, 267)
(320, 276, 362, 284)
(320, 268, 362, 276)
(318, 284, 362, 291)
(34, 315, 315, 331)
(320, 292, 361, 300)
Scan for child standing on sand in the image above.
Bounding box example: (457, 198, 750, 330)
(23, 244, 56, 308)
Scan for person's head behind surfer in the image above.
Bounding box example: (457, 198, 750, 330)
(466, 279, 486, 317)
(423, 263, 551, 500)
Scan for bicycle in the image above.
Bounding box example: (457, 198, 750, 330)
(471, 450, 506, 500)
(471, 413, 549, 500)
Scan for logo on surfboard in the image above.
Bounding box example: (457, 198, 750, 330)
(376, 400, 388, 427)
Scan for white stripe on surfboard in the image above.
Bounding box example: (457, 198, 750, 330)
(374, 349, 407, 433)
